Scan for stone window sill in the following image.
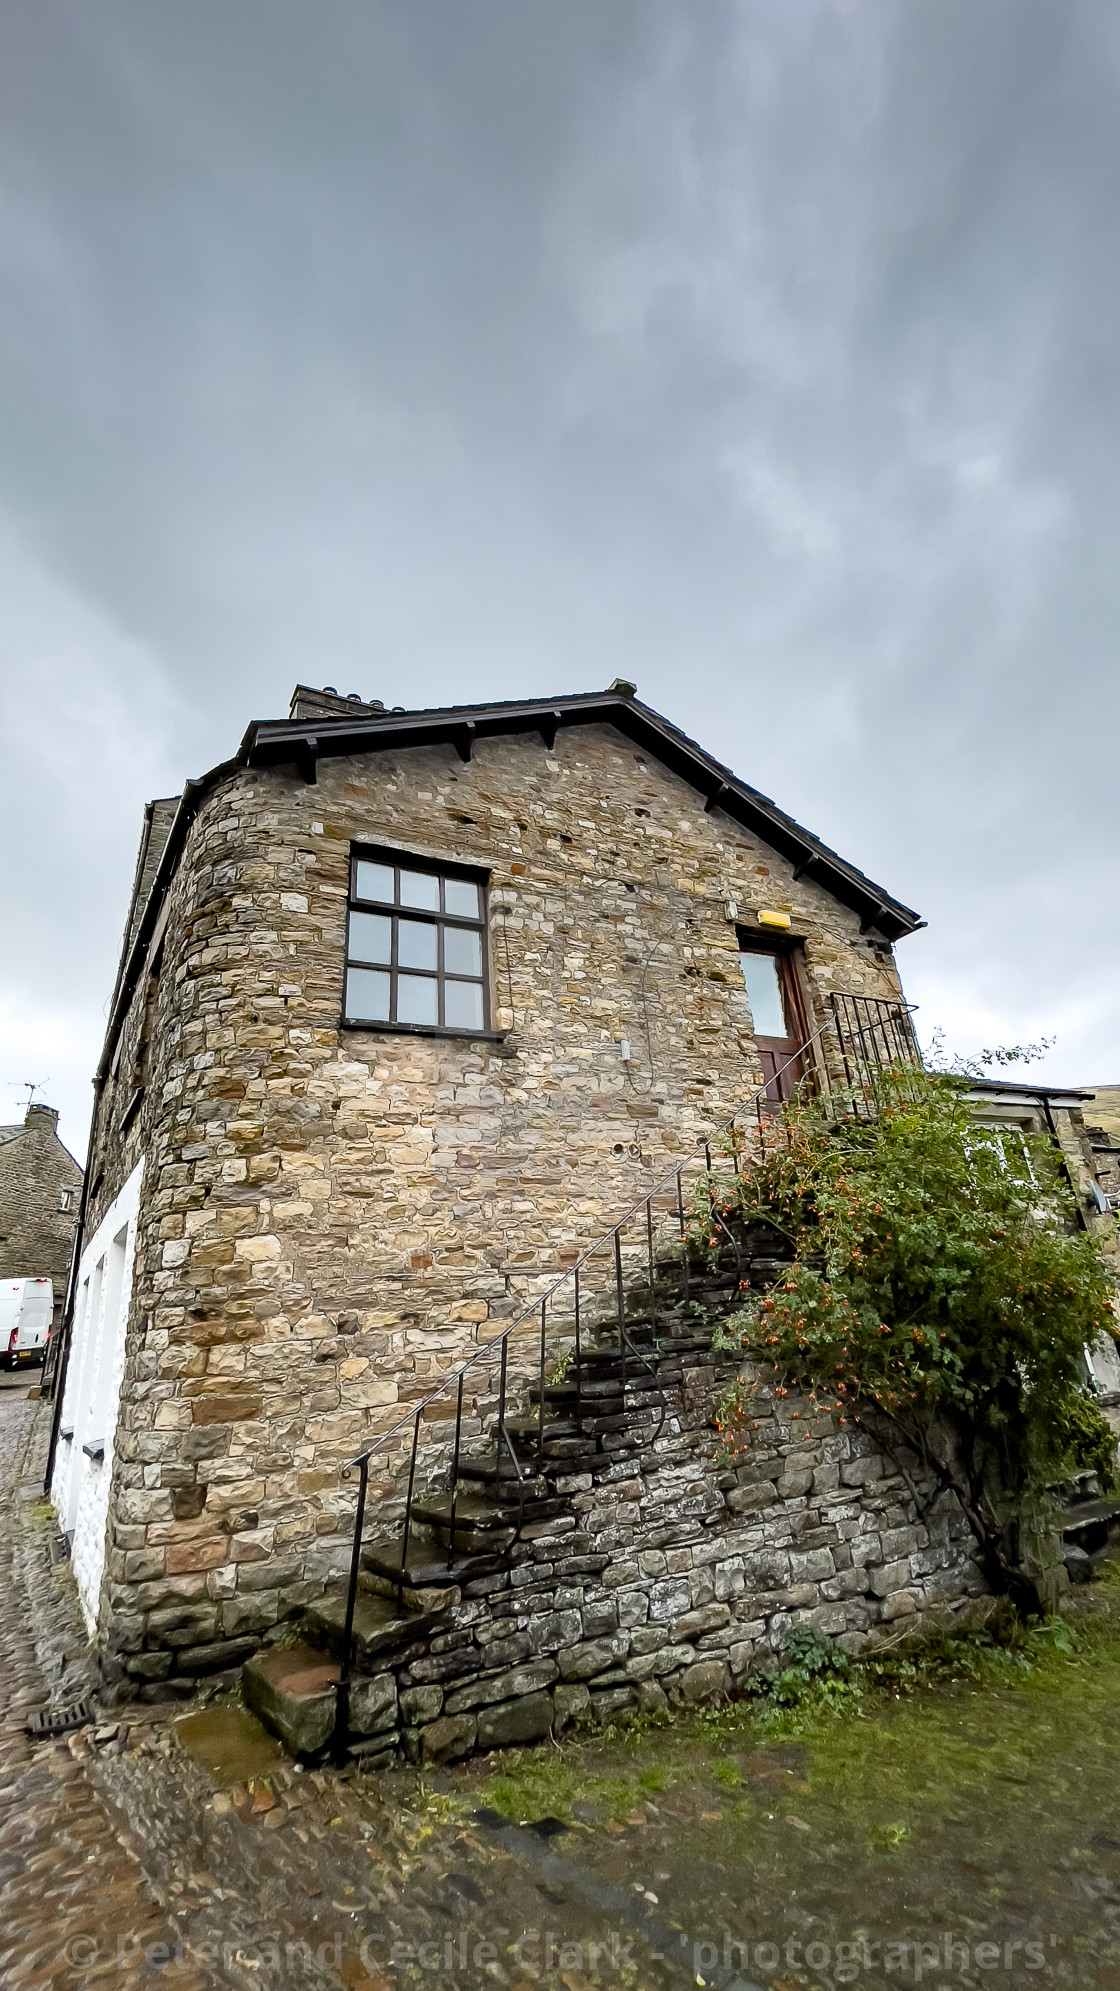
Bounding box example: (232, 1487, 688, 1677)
(340, 1019, 508, 1044)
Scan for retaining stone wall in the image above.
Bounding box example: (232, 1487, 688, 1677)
(251, 1356, 986, 1763)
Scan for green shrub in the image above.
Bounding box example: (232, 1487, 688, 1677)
(702, 1065, 1118, 1611)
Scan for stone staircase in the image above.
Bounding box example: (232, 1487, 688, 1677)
(243, 1222, 796, 1761)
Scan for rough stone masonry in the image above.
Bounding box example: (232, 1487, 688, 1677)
(0, 1102, 83, 1314)
(241, 1349, 985, 1765)
(54, 684, 951, 1699)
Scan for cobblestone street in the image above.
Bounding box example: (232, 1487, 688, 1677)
(0, 1380, 216, 1988)
(7, 1369, 1120, 1990)
(0, 1381, 665, 1991)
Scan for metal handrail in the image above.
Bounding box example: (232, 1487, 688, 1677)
(342, 1018, 834, 1472)
(328, 994, 921, 1755)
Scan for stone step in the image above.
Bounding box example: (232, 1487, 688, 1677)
(242, 1640, 340, 1759)
(388, 1512, 515, 1559)
(415, 1490, 566, 1531)
(577, 1331, 711, 1359)
(538, 1380, 665, 1405)
(502, 1412, 662, 1455)
(360, 1544, 506, 1595)
(501, 1414, 582, 1442)
(532, 1375, 630, 1400)
(499, 1434, 649, 1476)
(528, 1386, 663, 1417)
(413, 1490, 518, 1528)
(304, 1588, 451, 1668)
(1061, 1497, 1120, 1554)
(558, 1359, 675, 1383)
(453, 1457, 548, 1489)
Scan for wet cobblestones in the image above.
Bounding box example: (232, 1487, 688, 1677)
(17, 1373, 1115, 1989)
(0, 1386, 216, 1987)
(0, 1389, 539, 1991)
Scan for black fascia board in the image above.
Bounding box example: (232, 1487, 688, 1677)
(241, 690, 923, 942)
(961, 1077, 1095, 1101)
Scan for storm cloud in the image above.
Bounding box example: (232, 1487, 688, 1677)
(1, 0, 1117, 1153)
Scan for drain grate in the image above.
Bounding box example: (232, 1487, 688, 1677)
(25, 1699, 93, 1740)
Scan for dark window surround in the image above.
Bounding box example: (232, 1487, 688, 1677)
(341, 843, 501, 1040)
(735, 927, 814, 1106)
(735, 929, 811, 1044)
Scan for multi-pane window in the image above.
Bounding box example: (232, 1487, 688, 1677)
(343, 852, 489, 1033)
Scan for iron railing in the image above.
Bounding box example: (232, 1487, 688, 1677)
(329, 991, 921, 1745)
(829, 990, 922, 1109)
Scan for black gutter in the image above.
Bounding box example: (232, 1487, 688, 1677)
(964, 1077, 1096, 1102)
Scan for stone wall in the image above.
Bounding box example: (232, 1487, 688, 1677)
(73, 720, 915, 1687)
(0, 1105, 83, 1308)
(246, 1354, 987, 1762)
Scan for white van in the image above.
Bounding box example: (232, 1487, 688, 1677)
(0, 1278, 53, 1368)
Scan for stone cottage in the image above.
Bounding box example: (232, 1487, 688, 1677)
(0, 1100, 83, 1323)
(962, 1076, 1120, 1416)
(49, 681, 998, 1735)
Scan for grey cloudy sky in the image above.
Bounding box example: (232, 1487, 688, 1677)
(1, 0, 1118, 1159)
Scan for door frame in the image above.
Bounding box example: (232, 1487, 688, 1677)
(736, 928, 814, 1105)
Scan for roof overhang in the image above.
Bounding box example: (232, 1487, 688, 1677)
(960, 1076, 1093, 1112)
(96, 686, 922, 1090)
(241, 688, 923, 943)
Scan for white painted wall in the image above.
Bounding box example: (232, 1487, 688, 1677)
(51, 1160, 143, 1632)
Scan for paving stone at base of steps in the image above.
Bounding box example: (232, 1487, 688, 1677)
(241, 1643, 340, 1757)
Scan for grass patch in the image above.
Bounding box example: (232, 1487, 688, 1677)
(477, 1756, 651, 1825)
(468, 1568, 1120, 1862)
(399, 1571, 1120, 1983)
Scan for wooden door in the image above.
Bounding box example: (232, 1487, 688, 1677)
(738, 942, 809, 1107)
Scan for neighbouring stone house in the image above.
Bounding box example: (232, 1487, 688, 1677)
(962, 1076, 1120, 1415)
(1079, 1087, 1120, 1215)
(0, 1101, 83, 1322)
(48, 682, 1002, 1738)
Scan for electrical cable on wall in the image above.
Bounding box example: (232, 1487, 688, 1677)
(627, 935, 666, 1096)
